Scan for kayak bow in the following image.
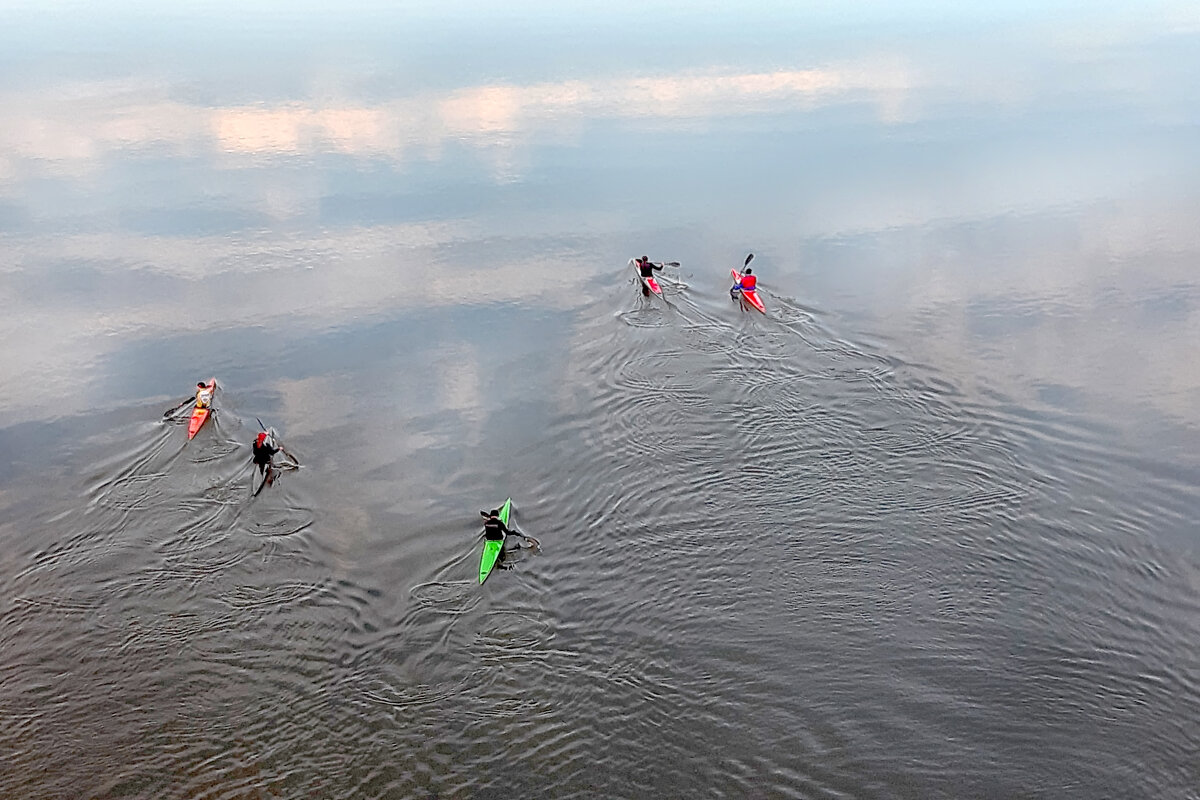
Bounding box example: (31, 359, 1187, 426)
(479, 498, 513, 584)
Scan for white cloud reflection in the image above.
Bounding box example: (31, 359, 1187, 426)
(0, 61, 915, 176)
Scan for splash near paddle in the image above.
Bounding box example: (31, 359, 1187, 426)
(479, 498, 513, 584)
(187, 379, 216, 440)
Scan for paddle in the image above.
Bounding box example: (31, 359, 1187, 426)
(506, 532, 540, 552)
(655, 260, 680, 284)
(277, 445, 300, 467)
(163, 396, 194, 417)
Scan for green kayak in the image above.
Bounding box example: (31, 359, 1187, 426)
(479, 498, 512, 584)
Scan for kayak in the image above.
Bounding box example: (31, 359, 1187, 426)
(479, 498, 513, 584)
(187, 379, 216, 440)
(731, 269, 765, 313)
(632, 259, 662, 296)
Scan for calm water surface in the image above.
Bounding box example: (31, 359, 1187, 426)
(2, 2, 1199, 798)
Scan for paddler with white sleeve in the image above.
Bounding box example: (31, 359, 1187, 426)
(194, 381, 214, 408)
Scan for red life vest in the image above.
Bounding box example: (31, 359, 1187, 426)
(740, 274, 757, 290)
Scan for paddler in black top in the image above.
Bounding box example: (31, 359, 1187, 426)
(479, 508, 541, 569)
(635, 255, 663, 296)
(252, 431, 279, 476)
(635, 256, 663, 279)
(479, 508, 511, 541)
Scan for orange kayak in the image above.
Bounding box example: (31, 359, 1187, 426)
(731, 269, 765, 313)
(187, 379, 216, 440)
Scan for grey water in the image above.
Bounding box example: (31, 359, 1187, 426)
(2, 2, 1199, 798)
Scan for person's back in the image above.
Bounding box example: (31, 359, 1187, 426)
(480, 509, 510, 541)
(739, 268, 757, 290)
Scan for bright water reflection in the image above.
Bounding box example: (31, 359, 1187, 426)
(1, 2, 1199, 798)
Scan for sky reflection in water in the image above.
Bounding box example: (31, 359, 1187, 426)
(1, 0, 1198, 444)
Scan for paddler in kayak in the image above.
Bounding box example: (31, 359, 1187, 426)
(252, 431, 280, 476)
(194, 381, 214, 409)
(635, 256, 664, 296)
(250, 426, 299, 495)
(638, 256, 676, 297)
(479, 508, 540, 569)
(730, 267, 756, 296)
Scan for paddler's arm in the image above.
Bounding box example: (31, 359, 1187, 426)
(163, 396, 195, 416)
(505, 532, 540, 551)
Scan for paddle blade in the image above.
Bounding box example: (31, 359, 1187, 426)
(744, 253, 755, 266)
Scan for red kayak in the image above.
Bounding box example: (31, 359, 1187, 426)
(632, 259, 662, 296)
(187, 379, 216, 440)
(731, 269, 765, 313)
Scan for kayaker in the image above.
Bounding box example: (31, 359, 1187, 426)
(252, 431, 280, 476)
(479, 509, 540, 567)
(731, 267, 756, 295)
(635, 256, 663, 279)
(635, 256, 663, 297)
(479, 508, 511, 541)
(195, 381, 214, 409)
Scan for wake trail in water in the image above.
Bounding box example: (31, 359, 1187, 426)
(499, 271, 1200, 797)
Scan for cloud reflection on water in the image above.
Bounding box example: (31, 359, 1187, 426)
(0, 61, 917, 178)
